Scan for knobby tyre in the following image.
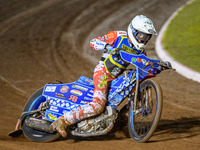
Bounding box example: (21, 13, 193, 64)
(21, 88, 60, 142)
(128, 79, 163, 143)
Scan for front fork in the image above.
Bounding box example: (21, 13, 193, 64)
(133, 78, 139, 113)
(129, 68, 142, 115)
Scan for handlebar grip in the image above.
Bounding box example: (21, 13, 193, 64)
(158, 62, 175, 70)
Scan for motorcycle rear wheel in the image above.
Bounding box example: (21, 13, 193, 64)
(128, 79, 163, 143)
(21, 88, 60, 142)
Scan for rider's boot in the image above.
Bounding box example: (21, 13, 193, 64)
(49, 116, 69, 138)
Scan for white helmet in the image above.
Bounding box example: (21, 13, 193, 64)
(128, 15, 157, 50)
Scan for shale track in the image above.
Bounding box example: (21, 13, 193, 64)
(0, 0, 199, 149)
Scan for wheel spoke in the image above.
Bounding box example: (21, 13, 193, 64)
(130, 80, 162, 141)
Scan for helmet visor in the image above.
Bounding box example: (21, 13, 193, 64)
(135, 31, 152, 44)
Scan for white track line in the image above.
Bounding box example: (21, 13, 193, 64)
(155, 0, 200, 83)
(155, 0, 200, 113)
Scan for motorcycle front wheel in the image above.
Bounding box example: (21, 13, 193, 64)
(128, 79, 163, 143)
(21, 88, 60, 142)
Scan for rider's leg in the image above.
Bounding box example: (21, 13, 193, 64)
(50, 64, 115, 137)
(50, 116, 68, 138)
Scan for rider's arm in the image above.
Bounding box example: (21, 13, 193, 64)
(90, 31, 126, 50)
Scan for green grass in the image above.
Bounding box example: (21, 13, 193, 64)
(163, 0, 200, 72)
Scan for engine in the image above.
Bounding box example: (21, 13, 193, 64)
(71, 106, 117, 137)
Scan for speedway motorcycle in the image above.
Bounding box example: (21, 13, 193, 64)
(9, 48, 173, 143)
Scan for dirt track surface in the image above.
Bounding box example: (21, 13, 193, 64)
(0, 0, 200, 149)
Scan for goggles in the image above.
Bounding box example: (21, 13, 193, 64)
(131, 26, 152, 44)
(135, 31, 152, 44)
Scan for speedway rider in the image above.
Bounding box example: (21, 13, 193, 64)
(50, 15, 166, 137)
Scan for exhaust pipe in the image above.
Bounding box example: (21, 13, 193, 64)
(25, 117, 53, 133)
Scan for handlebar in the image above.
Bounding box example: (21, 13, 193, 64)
(158, 62, 176, 71)
(112, 48, 176, 71)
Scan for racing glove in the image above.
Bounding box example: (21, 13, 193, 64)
(105, 44, 120, 55)
(150, 66, 162, 75)
(150, 61, 172, 75)
(105, 44, 114, 54)
(105, 44, 121, 61)
(165, 61, 172, 68)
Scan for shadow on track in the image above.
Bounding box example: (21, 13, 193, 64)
(66, 116, 200, 143)
(151, 116, 200, 143)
